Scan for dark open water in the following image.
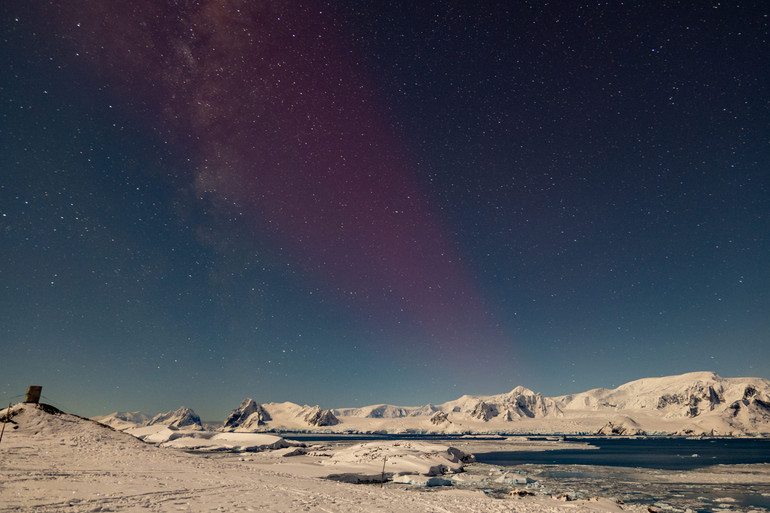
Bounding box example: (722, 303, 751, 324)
(473, 437, 770, 513)
(474, 437, 770, 470)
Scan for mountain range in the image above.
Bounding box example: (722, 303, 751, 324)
(95, 372, 770, 436)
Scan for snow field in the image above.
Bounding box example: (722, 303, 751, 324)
(0, 404, 647, 512)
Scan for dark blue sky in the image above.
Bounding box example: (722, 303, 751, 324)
(2, 1, 768, 420)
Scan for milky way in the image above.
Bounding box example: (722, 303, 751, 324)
(65, 1, 506, 358)
(2, 1, 768, 418)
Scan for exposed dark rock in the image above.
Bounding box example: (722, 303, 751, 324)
(754, 397, 770, 411)
(303, 406, 340, 427)
(224, 399, 270, 429)
(508, 488, 536, 497)
(470, 401, 498, 421)
(657, 384, 724, 417)
(707, 386, 722, 406)
(596, 417, 644, 436)
(687, 395, 701, 418)
(430, 411, 449, 425)
(657, 394, 681, 409)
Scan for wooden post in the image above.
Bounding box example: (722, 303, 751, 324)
(24, 386, 42, 404)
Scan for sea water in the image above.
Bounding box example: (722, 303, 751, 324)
(473, 438, 770, 512)
(474, 437, 770, 470)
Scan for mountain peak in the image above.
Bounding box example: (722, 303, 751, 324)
(223, 399, 270, 431)
(148, 407, 203, 430)
(506, 385, 537, 397)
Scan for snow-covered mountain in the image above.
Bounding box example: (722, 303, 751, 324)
(97, 372, 770, 436)
(221, 372, 769, 436)
(96, 406, 204, 431)
(97, 406, 205, 440)
(148, 406, 204, 430)
(333, 403, 435, 419)
(94, 411, 151, 430)
(223, 399, 271, 430)
(548, 371, 770, 435)
(442, 386, 563, 421)
(555, 371, 737, 414)
(223, 400, 339, 431)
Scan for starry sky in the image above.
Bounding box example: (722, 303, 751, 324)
(2, 1, 768, 421)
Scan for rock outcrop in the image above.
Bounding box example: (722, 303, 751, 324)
(303, 405, 339, 427)
(223, 399, 271, 430)
(430, 411, 450, 425)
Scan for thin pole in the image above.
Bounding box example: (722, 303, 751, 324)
(380, 456, 387, 488)
(0, 403, 11, 445)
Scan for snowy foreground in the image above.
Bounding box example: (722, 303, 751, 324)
(0, 404, 648, 513)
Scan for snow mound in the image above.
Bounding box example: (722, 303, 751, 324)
(392, 474, 453, 487)
(0, 402, 153, 450)
(160, 432, 295, 452)
(322, 441, 473, 484)
(136, 423, 299, 452)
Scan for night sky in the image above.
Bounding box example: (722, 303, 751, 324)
(2, 2, 768, 421)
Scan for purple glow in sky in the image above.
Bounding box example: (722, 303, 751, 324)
(96, 3, 503, 356)
(58, 1, 509, 371)
(2, 1, 768, 420)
